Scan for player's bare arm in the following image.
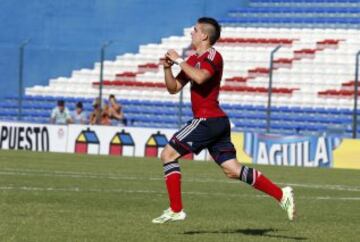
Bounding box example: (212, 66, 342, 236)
(161, 55, 185, 94)
(166, 49, 212, 85)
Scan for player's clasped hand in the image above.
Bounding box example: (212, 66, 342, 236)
(161, 56, 174, 69)
(165, 49, 180, 63)
(162, 49, 180, 69)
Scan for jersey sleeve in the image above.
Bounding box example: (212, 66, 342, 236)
(201, 51, 222, 76)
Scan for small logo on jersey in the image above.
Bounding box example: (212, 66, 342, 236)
(187, 141, 193, 147)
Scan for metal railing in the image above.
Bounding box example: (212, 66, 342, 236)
(98, 41, 113, 108)
(17, 39, 30, 121)
(352, 50, 360, 138)
(266, 45, 281, 133)
(177, 45, 192, 129)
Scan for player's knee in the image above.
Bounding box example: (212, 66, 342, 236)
(160, 144, 181, 163)
(160, 149, 176, 163)
(160, 149, 169, 163)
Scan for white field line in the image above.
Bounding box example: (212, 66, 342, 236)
(1, 168, 360, 192)
(0, 185, 360, 201)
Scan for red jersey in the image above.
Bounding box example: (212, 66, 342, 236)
(177, 48, 227, 118)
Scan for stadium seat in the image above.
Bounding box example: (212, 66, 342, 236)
(8, 2, 357, 135)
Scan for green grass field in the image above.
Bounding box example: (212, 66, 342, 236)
(0, 150, 359, 242)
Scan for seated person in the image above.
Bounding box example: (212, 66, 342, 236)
(108, 94, 127, 126)
(100, 104, 112, 126)
(89, 98, 101, 125)
(72, 101, 87, 124)
(50, 99, 72, 124)
(89, 98, 112, 126)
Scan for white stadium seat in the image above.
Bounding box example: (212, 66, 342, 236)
(24, 26, 360, 109)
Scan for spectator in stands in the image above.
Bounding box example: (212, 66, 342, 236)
(50, 99, 72, 124)
(89, 97, 112, 125)
(72, 101, 87, 124)
(89, 98, 102, 125)
(100, 104, 112, 125)
(108, 94, 127, 126)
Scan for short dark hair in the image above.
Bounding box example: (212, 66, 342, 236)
(76, 101, 83, 109)
(57, 100, 65, 106)
(197, 17, 221, 45)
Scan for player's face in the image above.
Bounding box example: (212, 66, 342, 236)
(191, 23, 206, 48)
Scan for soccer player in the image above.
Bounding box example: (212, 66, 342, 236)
(152, 17, 295, 224)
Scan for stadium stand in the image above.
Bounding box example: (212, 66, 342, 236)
(1, 0, 360, 137)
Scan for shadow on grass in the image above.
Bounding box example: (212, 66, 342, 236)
(183, 228, 307, 240)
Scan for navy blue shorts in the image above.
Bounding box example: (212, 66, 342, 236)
(169, 117, 236, 165)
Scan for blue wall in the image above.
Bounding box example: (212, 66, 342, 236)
(0, 0, 247, 99)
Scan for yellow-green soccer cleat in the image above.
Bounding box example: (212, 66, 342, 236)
(280, 186, 296, 221)
(152, 208, 186, 224)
